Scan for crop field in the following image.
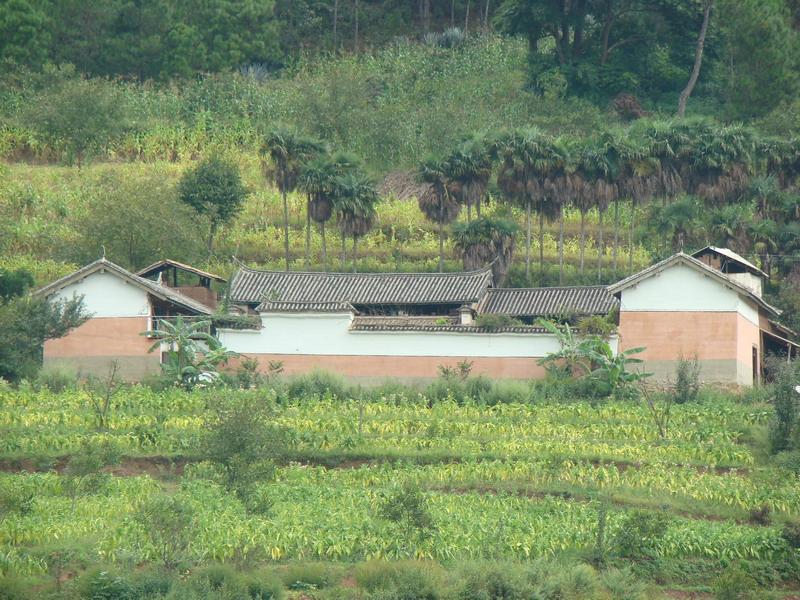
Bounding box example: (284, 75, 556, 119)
(1, 384, 799, 598)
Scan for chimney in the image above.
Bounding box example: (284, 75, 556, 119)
(459, 305, 474, 326)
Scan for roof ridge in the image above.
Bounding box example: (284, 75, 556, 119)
(489, 285, 609, 292)
(234, 263, 493, 278)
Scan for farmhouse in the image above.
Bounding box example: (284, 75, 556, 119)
(38, 246, 796, 385)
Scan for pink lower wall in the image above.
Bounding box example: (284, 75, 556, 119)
(43, 317, 160, 379)
(618, 311, 760, 384)
(235, 353, 547, 382)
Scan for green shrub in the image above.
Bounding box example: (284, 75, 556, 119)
(474, 314, 525, 330)
(613, 510, 672, 559)
(672, 356, 701, 404)
(454, 562, 531, 599)
(134, 494, 194, 570)
(281, 562, 331, 590)
(186, 564, 251, 599)
(600, 567, 649, 600)
(538, 563, 601, 600)
(781, 519, 800, 549)
(245, 569, 285, 600)
(378, 483, 435, 541)
(774, 449, 800, 474)
(286, 370, 350, 400)
(77, 567, 134, 600)
(768, 361, 800, 454)
(34, 365, 77, 393)
(0, 575, 32, 600)
(576, 315, 616, 339)
(130, 568, 175, 598)
(711, 566, 759, 600)
(357, 561, 443, 600)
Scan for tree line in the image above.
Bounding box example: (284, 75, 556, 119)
(1, 0, 798, 117)
(181, 118, 799, 296)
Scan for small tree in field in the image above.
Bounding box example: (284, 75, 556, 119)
(178, 156, 248, 256)
(134, 494, 193, 570)
(21, 75, 128, 167)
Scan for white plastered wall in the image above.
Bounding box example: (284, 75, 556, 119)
(48, 271, 151, 318)
(219, 312, 619, 358)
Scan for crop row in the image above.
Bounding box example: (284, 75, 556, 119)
(0, 472, 787, 576)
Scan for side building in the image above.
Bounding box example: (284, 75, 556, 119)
(36, 259, 219, 379)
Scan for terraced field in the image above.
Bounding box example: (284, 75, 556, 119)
(1, 386, 797, 586)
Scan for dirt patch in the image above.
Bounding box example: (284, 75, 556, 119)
(0, 455, 193, 478)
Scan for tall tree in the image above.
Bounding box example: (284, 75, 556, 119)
(444, 135, 493, 221)
(452, 216, 517, 285)
(299, 151, 359, 271)
(178, 155, 248, 256)
(493, 129, 567, 280)
(333, 170, 379, 272)
(418, 157, 462, 273)
(261, 129, 324, 271)
(677, 0, 713, 117)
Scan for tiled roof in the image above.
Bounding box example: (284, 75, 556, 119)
(137, 259, 226, 282)
(477, 286, 617, 318)
(230, 264, 494, 306)
(36, 258, 213, 315)
(257, 301, 355, 313)
(350, 316, 547, 334)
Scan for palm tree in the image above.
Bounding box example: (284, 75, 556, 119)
(748, 219, 778, 277)
(492, 129, 567, 281)
(689, 123, 754, 207)
(261, 129, 324, 271)
(333, 170, 379, 273)
(653, 196, 702, 253)
(571, 135, 620, 278)
(444, 134, 493, 221)
(300, 152, 361, 271)
(746, 175, 781, 221)
(418, 157, 462, 272)
(452, 216, 518, 285)
(707, 203, 752, 252)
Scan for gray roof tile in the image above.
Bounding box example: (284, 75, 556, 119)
(477, 286, 617, 318)
(230, 264, 494, 306)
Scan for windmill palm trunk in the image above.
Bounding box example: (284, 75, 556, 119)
(612, 198, 620, 276)
(558, 209, 564, 285)
(305, 197, 312, 268)
(476, 198, 481, 218)
(321, 222, 328, 272)
(282, 190, 290, 271)
(538, 209, 544, 272)
(353, 235, 358, 273)
(597, 208, 604, 283)
(628, 207, 635, 273)
(467, 204, 472, 223)
(340, 224, 347, 270)
(524, 200, 532, 280)
(438, 220, 444, 273)
(579, 210, 586, 275)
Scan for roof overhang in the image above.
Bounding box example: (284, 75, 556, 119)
(137, 259, 226, 282)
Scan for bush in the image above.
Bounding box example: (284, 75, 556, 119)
(204, 392, 287, 506)
(354, 561, 444, 600)
(474, 314, 524, 330)
(600, 567, 649, 600)
(781, 519, 800, 549)
(188, 564, 249, 597)
(34, 365, 77, 392)
(672, 356, 701, 404)
(77, 567, 134, 600)
(0, 575, 32, 600)
(538, 563, 601, 600)
(768, 361, 800, 454)
(378, 483, 435, 541)
(774, 449, 800, 474)
(134, 494, 193, 569)
(454, 562, 532, 599)
(711, 566, 759, 600)
(286, 370, 350, 400)
(613, 510, 672, 559)
(281, 563, 331, 590)
(245, 570, 285, 600)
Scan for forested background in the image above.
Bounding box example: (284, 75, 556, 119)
(1, 0, 800, 329)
